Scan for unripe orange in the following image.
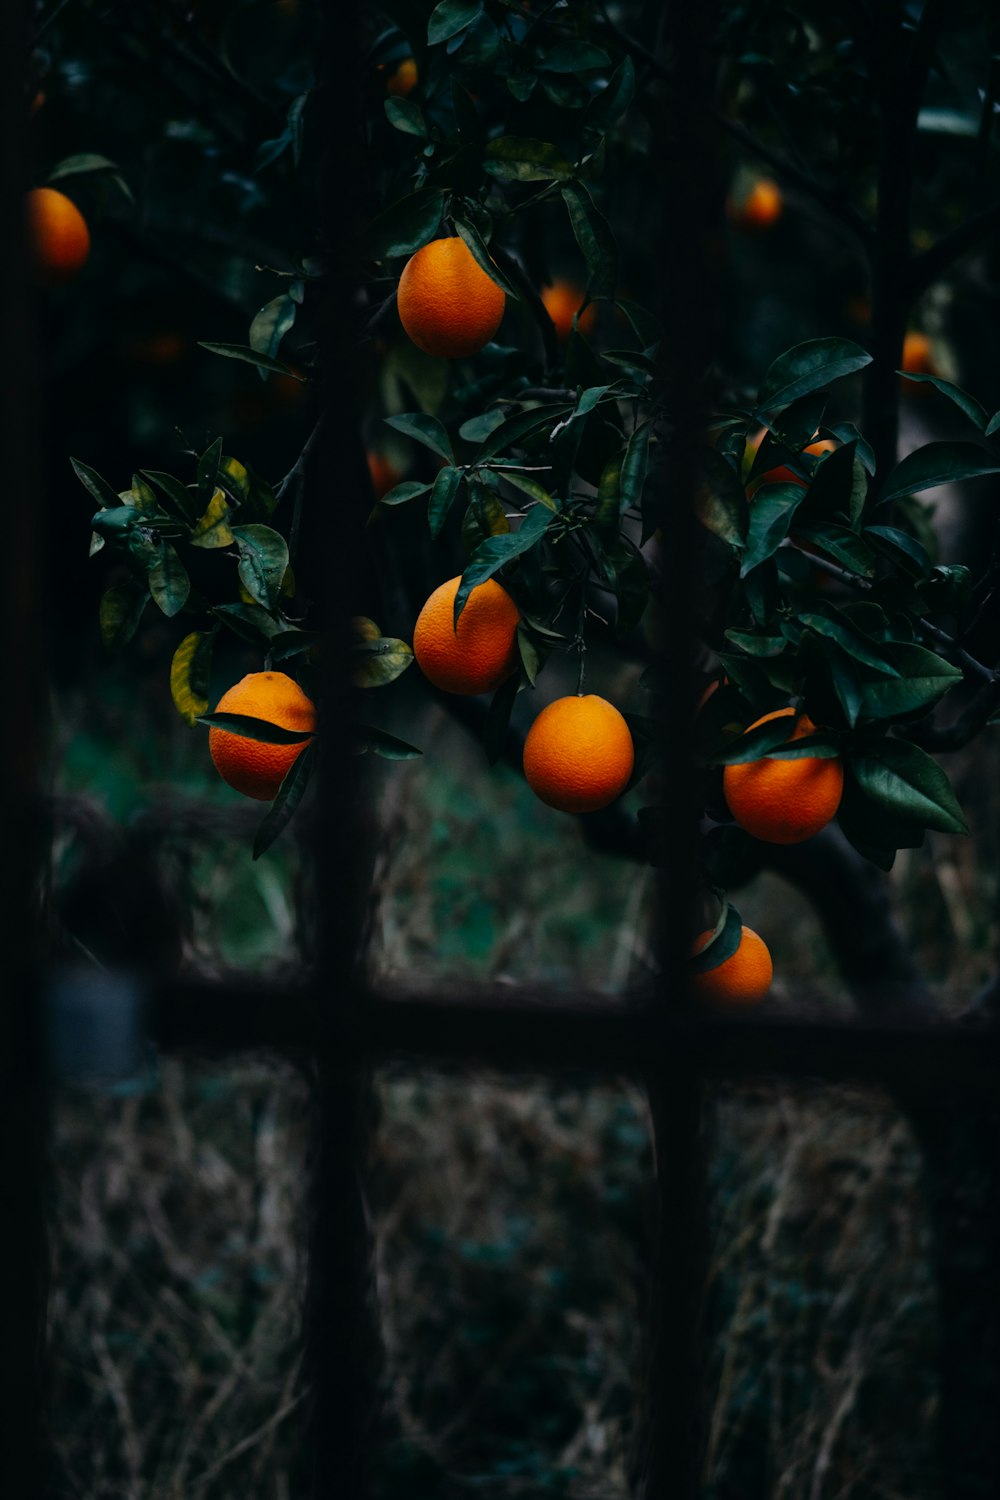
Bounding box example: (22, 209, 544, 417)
(397, 237, 506, 359)
(523, 695, 634, 814)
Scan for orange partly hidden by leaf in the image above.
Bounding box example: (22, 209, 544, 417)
(413, 575, 520, 695)
(723, 707, 843, 844)
(27, 187, 90, 286)
(397, 237, 506, 359)
(691, 925, 773, 1006)
(541, 279, 597, 341)
(523, 695, 635, 814)
(209, 671, 315, 801)
(367, 452, 401, 500)
(385, 57, 418, 96)
(727, 178, 783, 232)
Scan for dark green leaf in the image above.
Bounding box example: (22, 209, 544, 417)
(377, 480, 432, 507)
(91, 505, 139, 538)
(499, 471, 556, 509)
(71, 457, 119, 510)
(370, 188, 445, 259)
(357, 726, 423, 759)
(540, 41, 611, 72)
(427, 0, 482, 45)
(864, 524, 932, 578)
(483, 137, 575, 182)
(689, 902, 743, 974)
(453, 218, 520, 298)
(198, 343, 303, 378)
(249, 295, 297, 362)
(230, 524, 290, 611)
(484, 671, 520, 764)
(384, 411, 454, 463)
(385, 96, 428, 136)
(197, 712, 314, 745)
(561, 182, 616, 298)
(741, 482, 808, 575)
(620, 422, 650, 516)
(459, 409, 505, 442)
(581, 56, 635, 146)
(757, 338, 872, 415)
(791, 524, 875, 576)
(142, 469, 198, 523)
(429, 466, 465, 537)
(697, 449, 748, 547)
(475, 403, 573, 462)
(897, 374, 988, 429)
(253, 742, 315, 859)
(213, 603, 285, 644)
(796, 609, 899, 672)
(594, 454, 622, 542)
(148, 543, 190, 617)
(858, 643, 961, 719)
(99, 583, 147, 649)
(455, 506, 553, 623)
(877, 442, 1000, 507)
(849, 738, 968, 834)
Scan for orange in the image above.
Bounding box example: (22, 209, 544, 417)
(727, 178, 783, 232)
(691, 926, 773, 1006)
(209, 671, 315, 801)
(523, 694, 634, 813)
(413, 575, 520, 694)
(27, 186, 90, 285)
(723, 707, 843, 844)
(385, 57, 418, 96)
(749, 436, 837, 492)
(901, 331, 937, 393)
(541, 279, 597, 341)
(397, 237, 506, 358)
(367, 451, 401, 500)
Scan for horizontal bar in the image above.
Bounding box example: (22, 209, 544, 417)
(143, 973, 1000, 1094)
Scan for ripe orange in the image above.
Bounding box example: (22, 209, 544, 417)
(541, 279, 597, 341)
(727, 178, 783, 232)
(209, 671, 315, 801)
(385, 57, 418, 96)
(691, 926, 773, 1006)
(27, 186, 90, 285)
(397, 237, 506, 358)
(723, 707, 843, 844)
(523, 694, 635, 814)
(900, 331, 937, 393)
(749, 436, 837, 492)
(367, 452, 401, 500)
(413, 575, 520, 694)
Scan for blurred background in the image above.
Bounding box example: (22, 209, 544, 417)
(25, 0, 1000, 1495)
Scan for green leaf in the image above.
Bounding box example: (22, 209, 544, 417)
(455, 505, 554, 623)
(170, 631, 214, 726)
(268, 629, 321, 661)
(213, 603, 285, 644)
(620, 423, 651, 516)
(197, 437, 223, 502)
(986, 410, 1000, 438)
(723, 628, 786, 657)
(483, 137, 575, 182)
(791, 523, 875, 576)
(453, 218, 520, 298)
(864, 524, 932, 579)
(429, 466, 465, 537)
(142, 469, 198, 523)
(91, 505, 140, 538)
(561, 182, 616, 298)
(475, 403, 573, 462)
(689, 902, 743, 974)
(459, 409, 505, 442)
(540, 40, 611, 72)
(148, 543, 190, 617)
(697, 450, 748, 547)
(427, 0, 482, 46)
(357, 725, 423, 759)
(99, 583, 147, 649)
(352, 636, 415, 687)
(484, 671, 520, 764)
(198, 342, 303, 378)
(711, 716, 838, 766)
(370, 188, 445, 259)
(828, 653, 863, 728)
(462, 482, 509, 549)
(605, 536, 649, 637)
(741, 482, 808, 575)
(377, 480, 432, 507)
(71, 457, 119, 510)
(898, 373, 988, 429)
(197, 712, 314, 745)
(499, 472, 556, 510)
(231, 525, 290, 611)
(795, 609, 899, 673)
(190, 487, 235, 548)
(384, 96, 428, 136)
(249, 295, 297, 362)
(849, 739, 968, 834)
(254, 741, 315, 859)
(384, 411, 454, 464)
(757, 338, 872, 415)
(858, 643, 962, 719)
(594, 454, 622, 542)
(877, 442, 1000, 507)
(837, 769, 925, 868)
(581, 56, 635, 146)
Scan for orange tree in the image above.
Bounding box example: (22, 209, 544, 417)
(54, 0, 1000, 1002)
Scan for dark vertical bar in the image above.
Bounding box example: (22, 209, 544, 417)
(639, 0, 722, 1494)
(304, 2, 380, 1496)
(0, 1, 48, 1493)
